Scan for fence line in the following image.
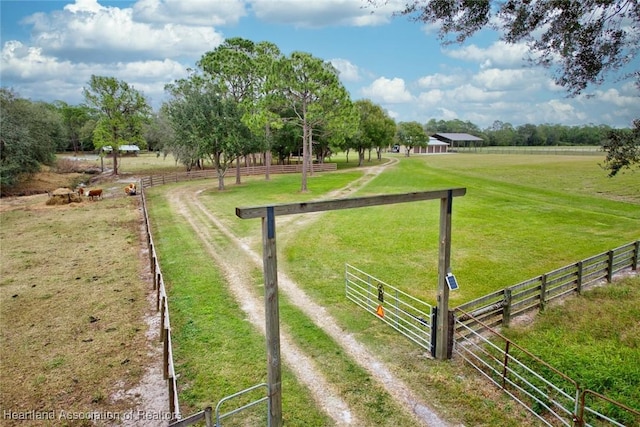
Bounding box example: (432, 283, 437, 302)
(453, 308, 640, 426)
(138, 164, 339, 425)
(140, 163, 337, 188)
(140, 185, 181, 423)
(455, 240, 639, 335)
(455, 146, 602, 156)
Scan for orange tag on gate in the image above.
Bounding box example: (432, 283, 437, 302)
(376, 305, 384, 318)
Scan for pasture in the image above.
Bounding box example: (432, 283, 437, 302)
(145, 153, 639, 425)
(0, 191, 162, 426)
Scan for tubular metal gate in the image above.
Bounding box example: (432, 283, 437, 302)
(345, 263, 434, 354)
(453, 308, 640, 427)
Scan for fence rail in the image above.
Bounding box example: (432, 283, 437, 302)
(140, 185, 181, 423)
(455, 146, 602, 156)
(453, 308, 640, 427)
(455, 241, 639, 335)
(140, 163, 337, 188)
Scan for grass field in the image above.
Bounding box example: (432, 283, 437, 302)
(0, 192, 156, 426)
(145, 152, 638, 425)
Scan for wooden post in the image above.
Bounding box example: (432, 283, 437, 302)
(263, 207, 283, 427)
(163, 330, 169, 380)
(503, 288, 512, 327)
(435, 190, 453, 360)
(540, 275, 547, 311)
(235, 189, 466, 415)
(160, 296, 166, 342)
(634, 241, 639, 270)
(576, 261, 583, 294)
(607, 250, 614, 282)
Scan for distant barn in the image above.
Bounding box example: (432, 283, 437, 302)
(102, 145, 141, 156)
(432, 133, 483, 152)
(413, 137, 450, 154)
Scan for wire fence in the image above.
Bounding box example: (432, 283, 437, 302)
(453, 308, 640, 426)
(454, 146, 603, 155)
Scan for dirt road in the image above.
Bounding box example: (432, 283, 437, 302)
(165, 159, 450, 426)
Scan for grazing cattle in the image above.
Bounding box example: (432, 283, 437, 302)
(77, 187, 85, 195)
(87, 189, 103, 200)
(124, 183, 137, 195)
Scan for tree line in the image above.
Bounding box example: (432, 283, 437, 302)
(0, 6, 640, 191)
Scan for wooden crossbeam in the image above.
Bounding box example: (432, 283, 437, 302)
(235, 188, 467, 219)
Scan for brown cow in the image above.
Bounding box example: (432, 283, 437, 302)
(87, 189, 103, 200)
(124, 183, 137, 195)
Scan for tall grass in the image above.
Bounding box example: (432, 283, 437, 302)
(502, 275, 640, 422)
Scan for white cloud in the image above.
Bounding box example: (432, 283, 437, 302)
(1, 40, 188, 108)
(361, 77, 413, 103)
(23, 0, 224, 62)
(591, 87, 639, 108)
(133, 0, 247, 26)
(436, 107, 458, 121)
(416, 89, 445, 105)
(417, 73, 462, 89)
(445, 41, 531, 69)
(330, 58, 360, 82)
(249, 0, 393, 27)
(473, 68, 541, 91)
(448, 84, 505, 103)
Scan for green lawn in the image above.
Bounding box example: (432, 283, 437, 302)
(145, 153, 639, 426)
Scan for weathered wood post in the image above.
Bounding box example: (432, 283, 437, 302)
(262, 207, 283, 427)
(436, 190, 453, 360)
(236, 188, 466, 422)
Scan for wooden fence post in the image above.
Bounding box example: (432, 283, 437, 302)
(163, 329, 170, 380)
(168, 376, 175, 414)
(151, 256, 157, 290)
(576, 261, 583, 295)
(156, 275, 161, 310)
(160, 296, 166, 342)
(633, 241, 639, 271)
(204, 407, 213, 427)
(607, 250, 614, 282)
(503, 288, 512, 327)
(539, 275, 547, 311)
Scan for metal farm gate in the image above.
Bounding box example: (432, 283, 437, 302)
(345, 264, 435, 355)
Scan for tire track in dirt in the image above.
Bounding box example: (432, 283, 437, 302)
(167, 157, 450, 426)
(167, 187, 357, 426)
(184, 158, 449, 426)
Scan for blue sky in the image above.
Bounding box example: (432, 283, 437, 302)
(1, 0, 638, 129)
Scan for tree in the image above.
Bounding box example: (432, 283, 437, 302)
(144, 110, 175, 155)
(0, 89, 61, 189)
(83, 75, 150, 175)
(55, 101, 93, 153)
(164, 78, 251, 190)
(349, 100, 396, 166)
(277, 51, 356, 192)
(396, 121, 428, 156)
(199, 38, 286, 183)
(374, 0, 639, 171)
(601, 119, 640, 176)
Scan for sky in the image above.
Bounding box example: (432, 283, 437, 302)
(1, 0, 638, 129)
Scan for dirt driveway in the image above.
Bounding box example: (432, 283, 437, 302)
(163, 159, 451, 426)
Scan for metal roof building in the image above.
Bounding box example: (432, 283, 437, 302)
(433, 133, 483, 151)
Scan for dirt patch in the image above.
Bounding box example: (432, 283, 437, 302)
(0, 177, 167, 427)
